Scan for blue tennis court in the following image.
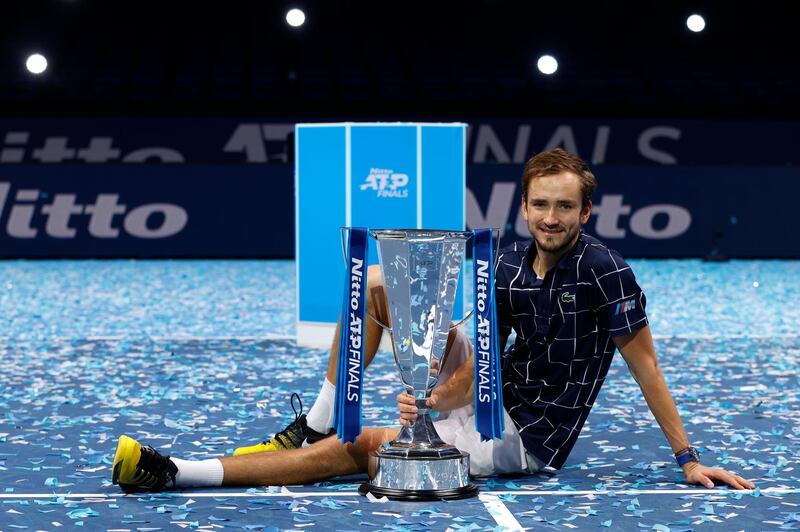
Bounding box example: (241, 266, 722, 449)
(0, 259, 798, 530)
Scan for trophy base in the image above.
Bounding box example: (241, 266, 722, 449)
(359, 482, 479, 501)
(360, 450, 478, 501)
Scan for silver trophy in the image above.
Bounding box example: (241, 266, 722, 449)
(347, 229, 478, 501)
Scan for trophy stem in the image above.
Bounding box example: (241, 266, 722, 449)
(389, 411, 460, 456)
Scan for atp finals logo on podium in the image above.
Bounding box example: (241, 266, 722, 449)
(360, 168, 409, 198)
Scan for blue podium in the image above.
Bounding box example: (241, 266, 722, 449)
(295, 122, 467, 346)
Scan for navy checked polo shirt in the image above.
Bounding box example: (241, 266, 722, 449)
(495, 232, 649, 469)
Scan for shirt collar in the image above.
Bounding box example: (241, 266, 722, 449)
(556, 233, 586, 271)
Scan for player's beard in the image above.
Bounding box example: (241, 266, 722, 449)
(534, 224, 580, 254)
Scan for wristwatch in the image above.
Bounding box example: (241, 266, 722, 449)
(675, 446, 700, 466)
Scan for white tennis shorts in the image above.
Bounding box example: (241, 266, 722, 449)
(431, 329, 544, 477)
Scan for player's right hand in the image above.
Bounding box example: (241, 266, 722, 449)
(396, 391, 439, 427)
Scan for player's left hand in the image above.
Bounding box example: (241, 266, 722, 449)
(683, 462, 755, 490)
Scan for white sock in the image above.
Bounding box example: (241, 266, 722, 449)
(172, 458, 225, 488)
(305, 378, 335, 434)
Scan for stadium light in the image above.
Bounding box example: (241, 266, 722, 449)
(687, 14, 706, 32)
(537, 55, 558, 75)
(286, 8, 306, 28)
(26, 53, 48, 75)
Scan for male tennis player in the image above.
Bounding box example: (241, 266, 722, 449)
(111, 149, 754, 492)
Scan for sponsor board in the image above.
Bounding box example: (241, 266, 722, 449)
(466, 165, 800, 258)
(0, 163, 796, 258)
(0, 118, 798, 258)
(3, 118, 800, 165)
(0, 165, 293, 257)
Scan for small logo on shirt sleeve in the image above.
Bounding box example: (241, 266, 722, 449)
(614, 298, 636, 316)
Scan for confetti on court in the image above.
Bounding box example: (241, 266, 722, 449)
(0, 259, 798, 530)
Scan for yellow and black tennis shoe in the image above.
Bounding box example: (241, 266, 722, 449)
(112, 435, 178, 492)
(233, 393, 335, 456)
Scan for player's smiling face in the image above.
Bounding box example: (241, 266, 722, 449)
(521, 172, 591, 255)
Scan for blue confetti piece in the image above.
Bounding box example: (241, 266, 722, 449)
(67, 508, 99, 520)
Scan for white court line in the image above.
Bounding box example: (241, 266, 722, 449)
(50, 335, 296, 342)
(651, 333, 800, 340)
(2, 333, 796, 343)
(0, 335, 298, 342)
(479, 493, 523, 531)
(481, 488, 799, 495)
(147, 335, 294, 342)
(0, 487, 796, 499)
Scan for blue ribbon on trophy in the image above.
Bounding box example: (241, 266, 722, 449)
(334, 227, 368, 444)
(473, 228, 505, 441)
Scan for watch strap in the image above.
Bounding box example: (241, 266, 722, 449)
(675, 446, 699, 466)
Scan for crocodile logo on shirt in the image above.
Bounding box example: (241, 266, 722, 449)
(560, 292, 575, 304)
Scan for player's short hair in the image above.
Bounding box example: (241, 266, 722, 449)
(521, 148, 597, 208)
